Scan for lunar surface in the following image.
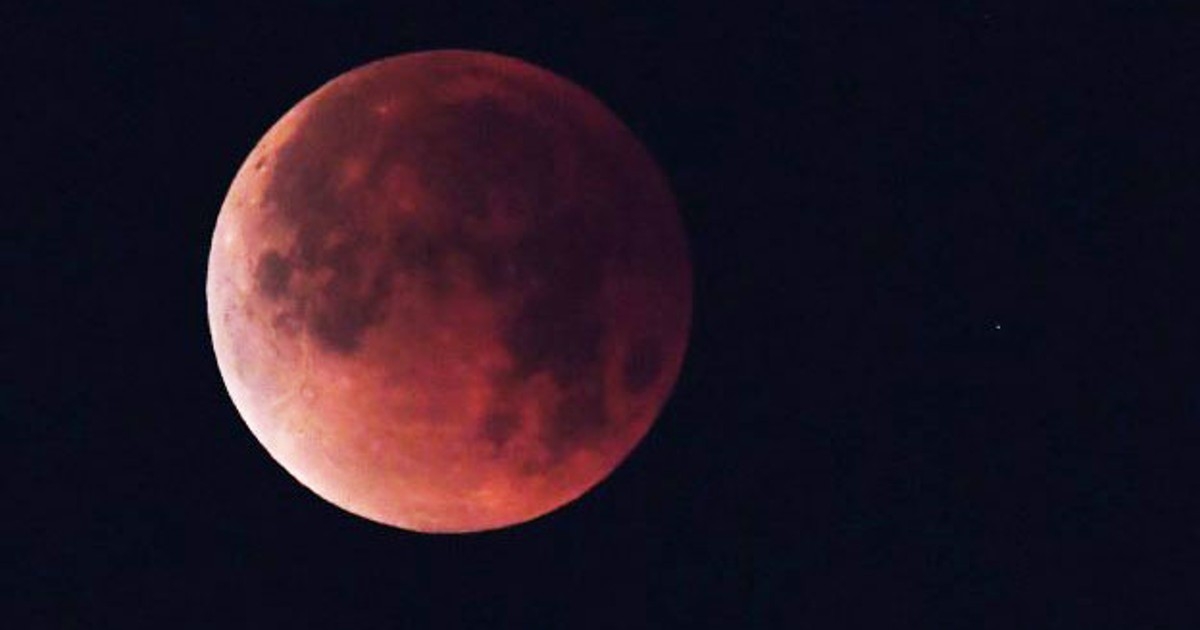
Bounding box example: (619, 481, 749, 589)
(206, 50, 691, 533)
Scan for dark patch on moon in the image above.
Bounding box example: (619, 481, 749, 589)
(481, 409, 520, 450)
(307, 259, 394, 353)
(622, 336, 664, 394)
(468, 246, 518, 293)
(389, 229, 452, 296)
(257, 86, 403, 355)
(504, 283, 605, 382)
(254, 250, 292, 299)
(482, 128, 641, 459)
(542, 382, 609, 461)
(496, 226, 612, 458)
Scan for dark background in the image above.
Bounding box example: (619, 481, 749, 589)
(7, 2, 1198, 627)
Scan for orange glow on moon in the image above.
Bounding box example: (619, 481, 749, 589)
(206, 50, 691, 533)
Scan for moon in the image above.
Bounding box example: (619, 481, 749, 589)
(206, 50, 692, 533)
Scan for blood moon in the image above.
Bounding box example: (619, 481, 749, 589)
(206, 50, 692, 533)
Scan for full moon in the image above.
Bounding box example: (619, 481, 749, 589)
(206, 50, 692, 533)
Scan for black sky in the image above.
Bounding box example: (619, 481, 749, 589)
(7, 2, 1199, 627)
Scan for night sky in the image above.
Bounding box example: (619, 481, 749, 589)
(8, 3, 1198, 627)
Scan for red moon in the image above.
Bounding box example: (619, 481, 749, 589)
(206, 50, 691, 533)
